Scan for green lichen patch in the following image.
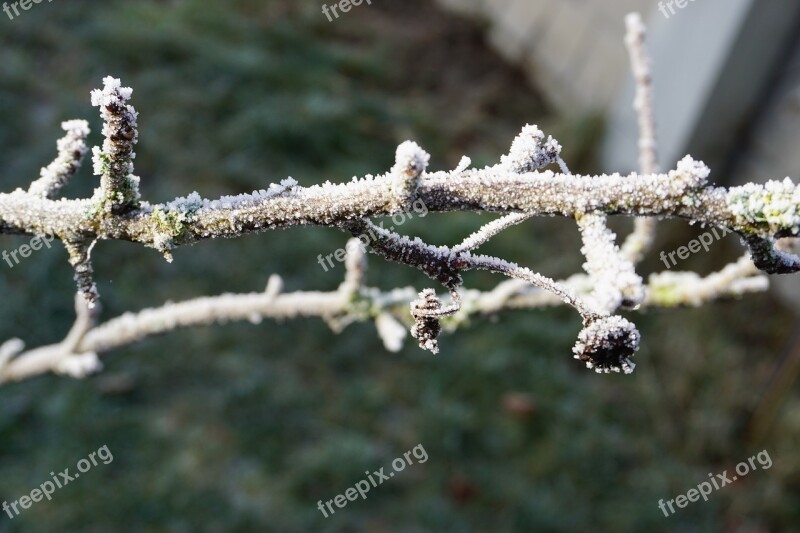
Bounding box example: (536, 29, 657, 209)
(728, 178, 800, 236)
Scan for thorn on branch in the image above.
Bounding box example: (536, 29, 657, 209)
(90, 76, 141, 214)
(29, 120, 90, 199)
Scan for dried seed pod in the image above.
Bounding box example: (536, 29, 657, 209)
(573, 315, 640, 374)
(410, 289, 443, 354)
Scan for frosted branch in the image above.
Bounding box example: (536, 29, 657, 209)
(453, 212, 529, 253)
(454, 125, 564, 254)
(576, 212, 644, 313)
(28, 120, 90, 199)
(391, 141, 429, 211)
(0, 293, 100, 383)
(647, 254, 768, 307)
(621, 12, 659, 263)
(0, 251, 775, 384)
(63, 237, 100, 307)
(90, 76, 141, 214)
(0, 27, 798, 385)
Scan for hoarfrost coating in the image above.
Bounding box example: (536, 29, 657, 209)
(0, 12, 798, 383)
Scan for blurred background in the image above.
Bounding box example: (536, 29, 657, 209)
(0, 0, 798, 531)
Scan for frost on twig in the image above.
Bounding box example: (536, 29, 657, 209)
(29, 120, 90, 199)
(90, 76, 141, 214)
(375, 312, 408, 353)
(0, 245, 773, 384)
(343, 219, 464, 290)
(577, 212, 644, 313)
(341, 238, 368, 294)
(498, 124, 562, 173)
(391, 141, 429, 211)
(647, 254, 768, 307)
(555, 126, 643, 314)
(728, 178, 800, 273)
(742, 235, 800, 274)
(464, 253, 598, 320)
(0, 293, 100, 383)
(454, 125, 563, 254)
(63, 237, 100, 307)
(453, 212, 529, 253)
(621, 12, 659, 264)
(53, 293, 102, 378)
(624, 13, 658, 176)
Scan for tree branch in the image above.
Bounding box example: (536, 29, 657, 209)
(1, 14, 798, 384)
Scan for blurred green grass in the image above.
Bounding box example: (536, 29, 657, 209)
(0, 1, 798, 531)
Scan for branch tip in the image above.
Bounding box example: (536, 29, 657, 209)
(392, 141, 429, 209)
(29, 119, 90, 199)
(90, 76, 141, 214)
(500, 124, 562, 173)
